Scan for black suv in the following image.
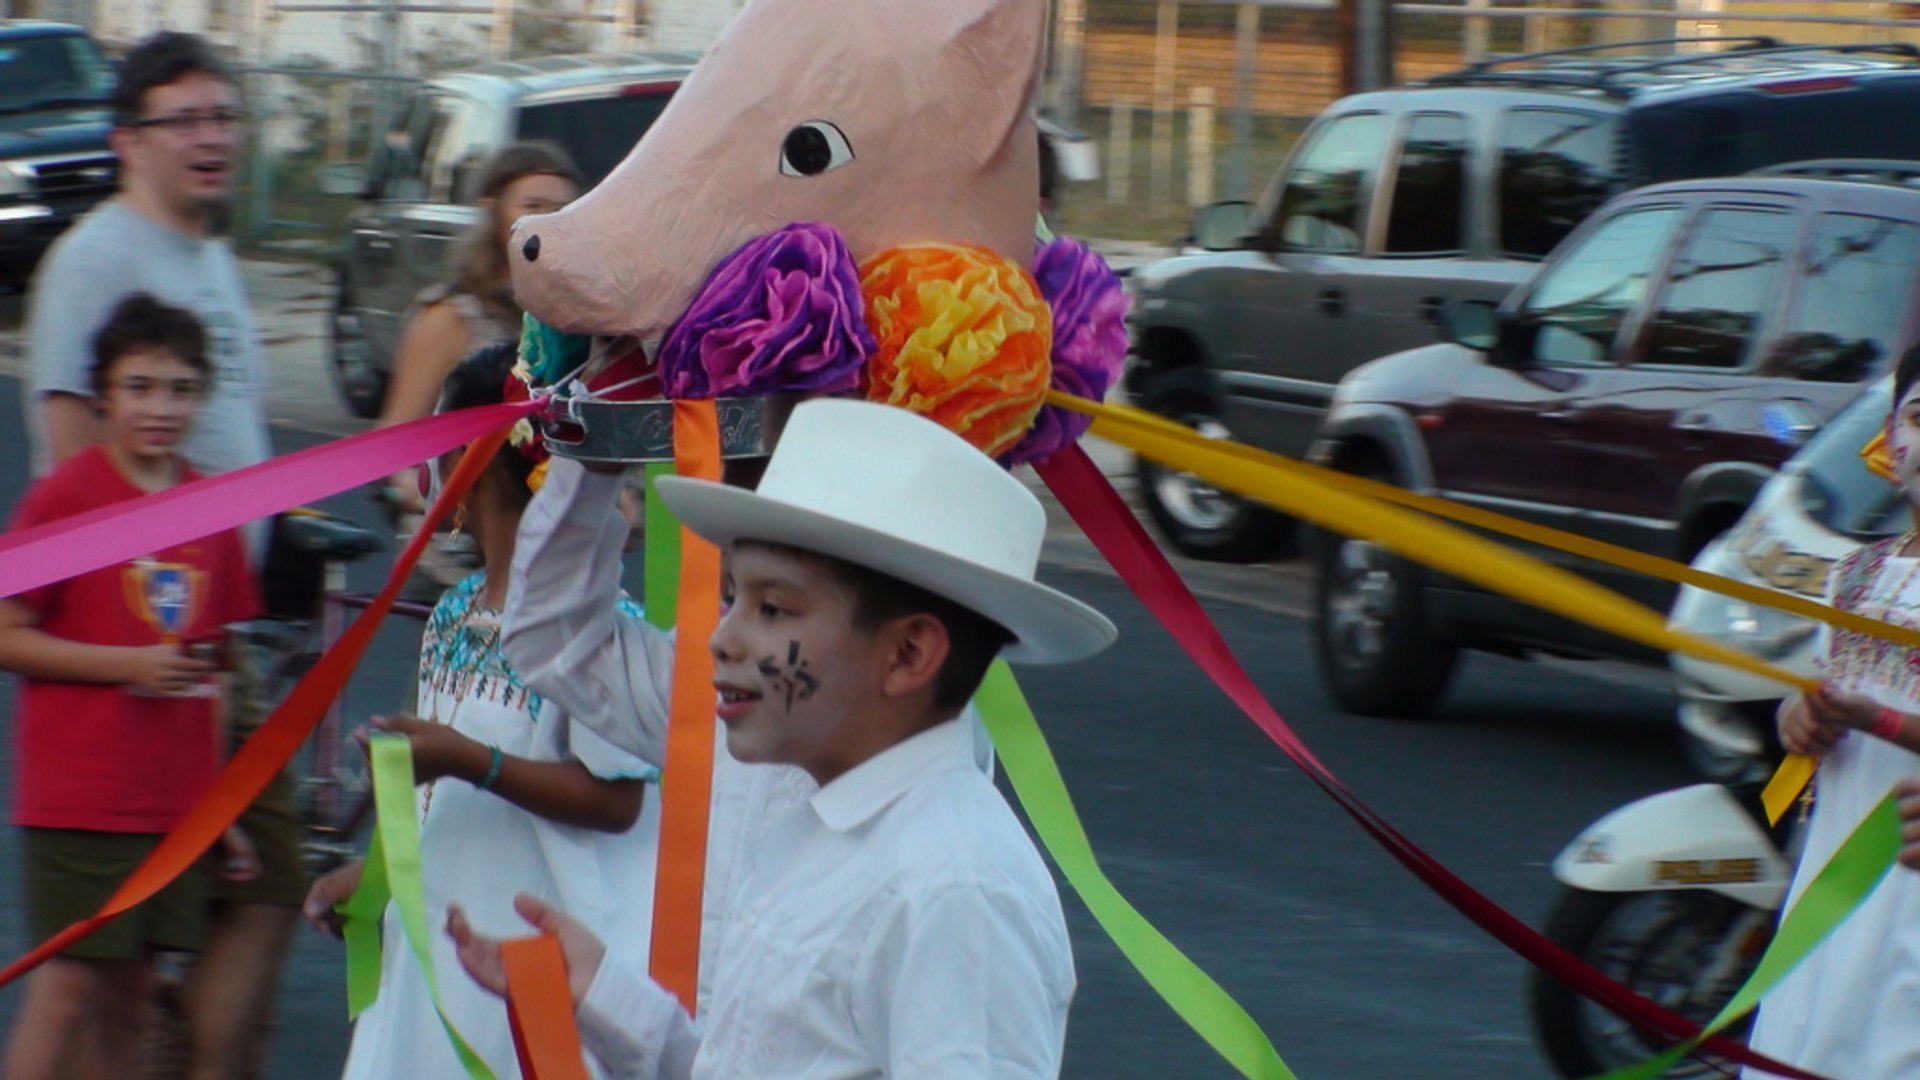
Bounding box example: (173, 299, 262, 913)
(0, 22, 116, 285)
(1126, 39, 1920, 561)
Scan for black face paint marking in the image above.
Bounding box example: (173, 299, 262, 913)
(758, 641, 822, 712)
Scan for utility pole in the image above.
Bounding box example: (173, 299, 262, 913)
(1340, 0, 1395, 95)
(1049, 0, 1087, 124)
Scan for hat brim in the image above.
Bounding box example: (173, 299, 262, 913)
(655, 476, 1117, 665)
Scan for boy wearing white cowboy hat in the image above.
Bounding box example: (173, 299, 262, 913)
(452, 398, 1116, 1078)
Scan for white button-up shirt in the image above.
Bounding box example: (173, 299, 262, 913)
(502, 460, 1071, 1076)
(573, 717, 1076, 1079)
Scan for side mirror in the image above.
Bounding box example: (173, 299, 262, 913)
(318, 162, 372, 199)
(1190, 201, 1254, 252)
(1444, 300, 1501, 351)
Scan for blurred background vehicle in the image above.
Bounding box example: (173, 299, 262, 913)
(1125, 40, 1920, 562)
(321, 51, 698, 416)
(1306, 168, 1920, 716)
(0, 21, 117, 286)
(1670, 375, 1905, 779)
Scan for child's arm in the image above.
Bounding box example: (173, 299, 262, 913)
(368, 715, 644, 833)
(503, 458, 677, 769)
(0, 598, 214, 694)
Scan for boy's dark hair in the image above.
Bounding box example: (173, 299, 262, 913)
(111, 32, 235, 128)
(439, 342, 538, 500)
(1895, 343, 1920, 405)
(747, 542, 1014, 714)
(90, 292, 210, 395)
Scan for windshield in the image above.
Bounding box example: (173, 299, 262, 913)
(0, 34, 113, 113)
(1629, 77, 1920, 180)
(1796, 379, 1907, 539)
(515, 89, 676, 188)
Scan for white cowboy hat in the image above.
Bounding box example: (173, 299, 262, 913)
(656, 399, 1117, 664)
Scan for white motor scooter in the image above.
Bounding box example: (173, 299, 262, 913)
(1530, 781, 1800, 1077)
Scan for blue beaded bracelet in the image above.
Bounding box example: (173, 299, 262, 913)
(477, 745, 504, 791)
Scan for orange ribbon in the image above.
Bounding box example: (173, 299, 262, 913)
(504, 935, 592, 1080)
(0, 425, 512, 986)
(647, 400, 722, 1011)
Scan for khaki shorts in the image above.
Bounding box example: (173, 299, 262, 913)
(22, 828, 209, 960)
(213, 641, 310, 908)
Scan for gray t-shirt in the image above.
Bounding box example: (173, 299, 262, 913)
(25, 199, 271, 480)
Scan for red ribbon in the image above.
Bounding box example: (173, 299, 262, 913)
(504, 935, 592, 1080)
(1034, 444, 1825, 1080)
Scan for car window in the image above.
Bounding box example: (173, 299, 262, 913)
(0, 33, 113, 109)
(1384, 112, 1468, 256)
(373, 93, 443, 202)
(1638, 206, 1796, 370)
(515, 89, 677, 189)
(1772, 213, 1920, 384)
(1796, 380, 1904, 539)
(422, 96, 495, 203)
(1499, 108, 1617, 260)
(1630, 80, 1920, 181)
(1271, 112, 1390, 254)
(1520, 204, 1686, 367)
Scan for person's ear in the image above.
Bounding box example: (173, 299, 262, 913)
(879, 613, 950, 700)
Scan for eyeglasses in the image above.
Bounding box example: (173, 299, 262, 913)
(130, 108, 246, 134)
(108, 377, 208, 401)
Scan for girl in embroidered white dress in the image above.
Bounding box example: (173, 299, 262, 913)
(301, 344, 662, 1079)
(1746, 352, 1920, 1079)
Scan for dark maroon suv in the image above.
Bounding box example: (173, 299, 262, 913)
(1307, 165, 1920, 716)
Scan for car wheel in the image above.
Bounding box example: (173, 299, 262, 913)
(1134, 375, 1292, 563)
(1312, 472, 1458, 717)
(330, 278, 386, 419)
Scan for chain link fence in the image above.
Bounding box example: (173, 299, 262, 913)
(1047, 0, 1920, 243)
(233, 65, 417, 256)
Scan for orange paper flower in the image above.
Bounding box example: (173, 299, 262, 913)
(860, 244, 1053, 458)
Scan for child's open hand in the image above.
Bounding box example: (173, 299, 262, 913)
(447, 894, 606, 1006)
(120, 643, 215, 697)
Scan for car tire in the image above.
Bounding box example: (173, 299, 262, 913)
(1311, 465, 1458, 717)
(1134, 372, 1292, 563)
(330, 273, 386, 420)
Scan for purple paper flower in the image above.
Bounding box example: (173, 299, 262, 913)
(1001, 238, 1131, 467)
(657, 222, 875, 399)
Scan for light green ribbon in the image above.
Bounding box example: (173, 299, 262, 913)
(977, 662, 1296, 1079)
(1592, 793, 1902, 1079)
(336, 734, 496, 1078)
(644, 462, 680, 631)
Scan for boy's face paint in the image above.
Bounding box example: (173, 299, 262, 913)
(710, 545, 888, 780)
(1893, 384, 1920, 505)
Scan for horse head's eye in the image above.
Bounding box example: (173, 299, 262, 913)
(780, 121, 854, 178)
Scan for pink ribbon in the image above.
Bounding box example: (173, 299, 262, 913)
(0, 403, 538, 600)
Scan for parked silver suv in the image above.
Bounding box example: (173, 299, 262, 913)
(325, 51, 699, 416)
(1126, 39, 1920, 561)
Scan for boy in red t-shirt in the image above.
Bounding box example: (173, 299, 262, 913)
(0, 292, 262, 1080)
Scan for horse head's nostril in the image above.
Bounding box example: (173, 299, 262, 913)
(521, 234, 541, 263)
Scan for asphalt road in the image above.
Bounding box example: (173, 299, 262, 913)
(0, 321, 1705, 1078)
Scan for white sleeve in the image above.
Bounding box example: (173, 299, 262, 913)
(576, 955, 702, 1080)
(858, 882, 1074, 1078)
(503, 457, 676, 769)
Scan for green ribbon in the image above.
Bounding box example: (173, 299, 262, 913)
(977, 663, 1296, 1079)
(348, 734, 496, 1079)
(644, 462, 680, 631)
(1592, 793, 1902, 1079)
(339, 826, 391, 1018)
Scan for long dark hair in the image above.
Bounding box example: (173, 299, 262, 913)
(449, 141, 584, 326)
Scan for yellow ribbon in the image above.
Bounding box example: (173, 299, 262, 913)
(1049, 392, 1819, 822)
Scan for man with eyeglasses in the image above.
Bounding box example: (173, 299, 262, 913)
(24, 31, 267, 492)
(18, 31, 296, 1080)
